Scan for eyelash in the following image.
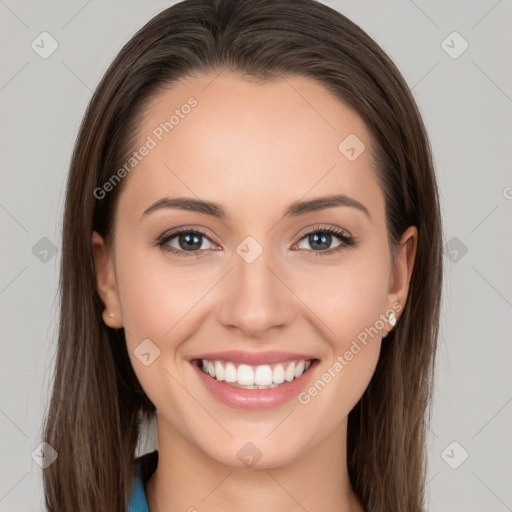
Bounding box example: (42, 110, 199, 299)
(154, 225, 356, 259)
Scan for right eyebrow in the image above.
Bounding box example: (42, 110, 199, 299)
(140, 197, 226, 220)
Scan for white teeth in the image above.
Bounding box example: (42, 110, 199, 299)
(284, 362, 295, 382)
(273, 364, 285, 384)
(294, 361, 305, 378)
(237, 364, 254, 385)
(199, 358, 313, 387)
(224, 362, 237, 383)
(214, 361, 225, 381)
(254, 365, 273, 386)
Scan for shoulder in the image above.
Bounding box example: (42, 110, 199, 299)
(128, 450, 158, 512)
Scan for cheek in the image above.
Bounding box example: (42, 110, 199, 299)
(114, 242, 206, 344)
(292, 249, 389, 404)
(114, 248, 204, 413)
(294, 259, 388, 430)
(296, 250, 391, 346)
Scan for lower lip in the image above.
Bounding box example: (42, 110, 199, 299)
(192, 360, 319, 410)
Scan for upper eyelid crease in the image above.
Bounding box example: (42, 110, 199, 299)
(140, 194, 371, 221)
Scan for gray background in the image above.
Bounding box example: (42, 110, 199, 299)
(1, 1, 511, 510)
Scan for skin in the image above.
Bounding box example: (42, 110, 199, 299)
(92, 71, 417, 512)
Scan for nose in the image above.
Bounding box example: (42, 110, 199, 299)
(216, 245, 297, 338)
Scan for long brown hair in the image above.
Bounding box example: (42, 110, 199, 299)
(41, 1, 443, 510)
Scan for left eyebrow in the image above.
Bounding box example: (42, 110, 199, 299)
(283, 194, 371, 220)
(139, 194, 371, 221)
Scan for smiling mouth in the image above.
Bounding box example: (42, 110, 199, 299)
(193, 358, 318, 389)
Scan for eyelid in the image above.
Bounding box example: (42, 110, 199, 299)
(294, 223, 352, 241)
(156, 225, 222, 246)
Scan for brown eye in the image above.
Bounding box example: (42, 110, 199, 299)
(293, 226, 356, 256)
(156, 228, 217, 257)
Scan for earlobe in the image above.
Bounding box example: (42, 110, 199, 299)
(91, 231, 123, 328)
(101, 309, 122, 329)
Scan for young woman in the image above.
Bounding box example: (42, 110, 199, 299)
(41, 1, 443, 511)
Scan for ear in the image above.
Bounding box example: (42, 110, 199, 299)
(384, 225, 418, 329)
(92, 231, 123, 329)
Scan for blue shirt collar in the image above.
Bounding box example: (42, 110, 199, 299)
(128, 450, 158, 512)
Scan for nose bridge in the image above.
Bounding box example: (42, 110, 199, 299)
(217, 234, 294, 335)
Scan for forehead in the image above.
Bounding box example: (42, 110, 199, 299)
(117, 71, 384, 223)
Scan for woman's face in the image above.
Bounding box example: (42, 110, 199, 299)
(93, 71, 416, 469)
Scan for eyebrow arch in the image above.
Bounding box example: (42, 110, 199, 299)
(140, 194, 371, 220)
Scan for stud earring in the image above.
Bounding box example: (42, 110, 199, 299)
(388, 311, 397, 327)
(103, 309, 123, 329)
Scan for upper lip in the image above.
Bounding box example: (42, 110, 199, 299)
(190, 350, 317, 366)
